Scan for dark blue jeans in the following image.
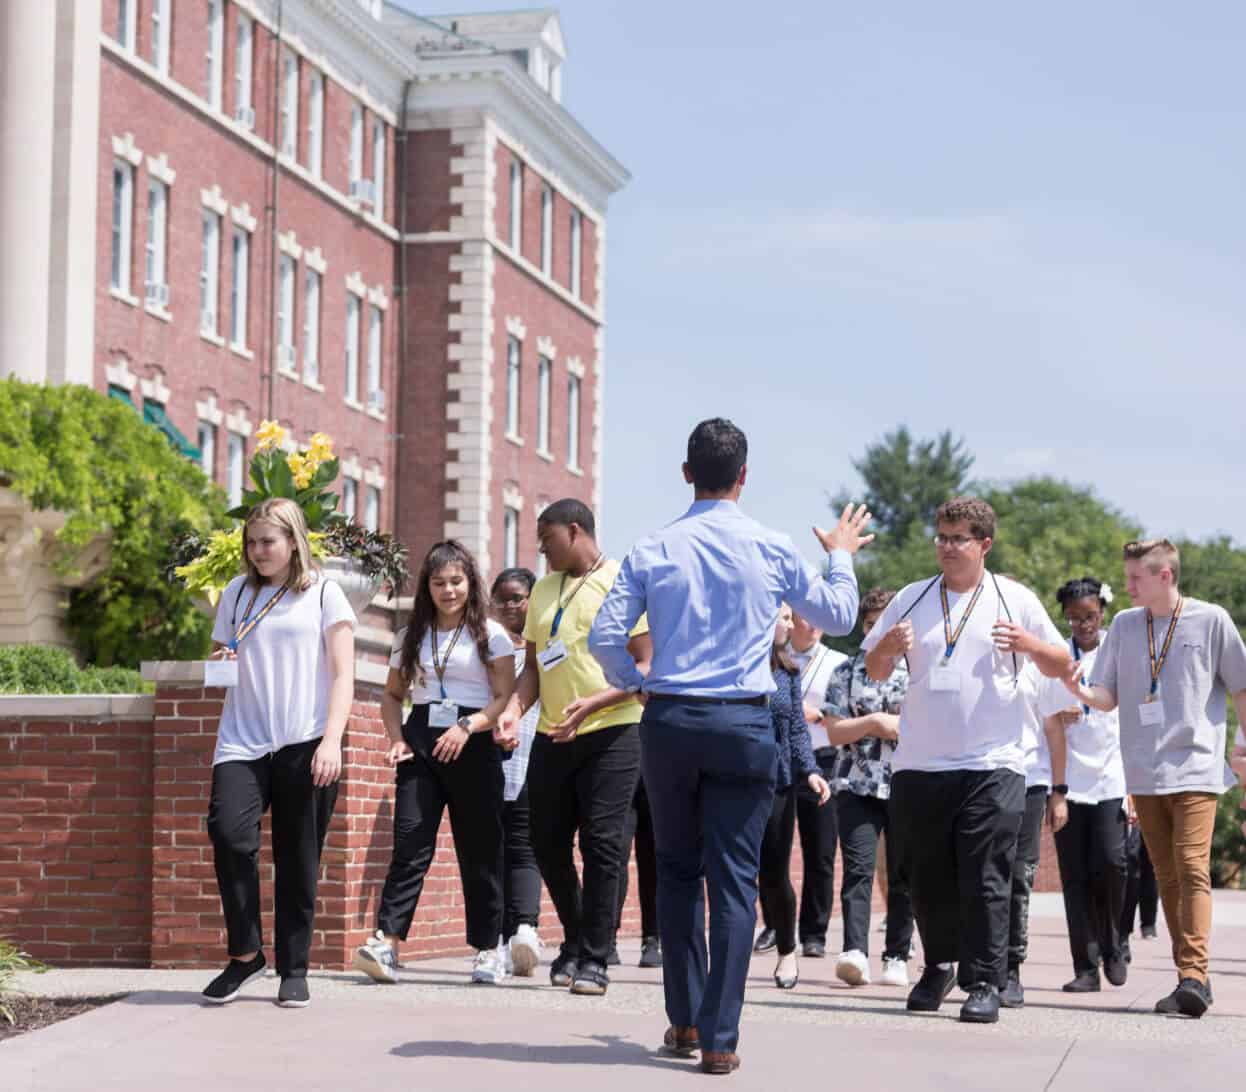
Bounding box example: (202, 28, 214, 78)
(640, 698, 776, 1054)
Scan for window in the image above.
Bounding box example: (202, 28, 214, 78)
(569, 208, 582, 298)
(503, 506, 519, 569)
(307, 71, 324, 177)
(509, 160, 522, 250)
(567, 375, 581, 468)
(234, 14, 253, 125)
(303, 269, 321, 384)
(344, 295, 360, 403)
(151, 0, 171, 76)
(372, 121, 386, 221)
(145, 179, 168, 306)
(505, 336, 521, 437)
(277, 255, 296, 370)
(197, 421, 216, 478)
(366, 305, 382, 406)
(540, 185, 552, 276)
(227, 432, 245, 506)
(364, 486, 380, 532)
(280, 50, 299, 157)
(206, 0, 224, 109)
(117, 0, 136, 50)
(341, 476, 357, 519)
(349, 106, 363, 183)
(230, 227, 249, 348)
(110, 161, 134, 294)
(200, 210, 220, 334)
(536, 551, 547, 579)
(536, 355, 551, 454)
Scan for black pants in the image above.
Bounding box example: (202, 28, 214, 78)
(616, 776, 659, 939)
(758, 787, 798, 956)
(1121, 822, 1159, 936)
(1054, 797, 1126, 973)
(1008, 785, 1048, 969)
(207, 737, 337, 978)
(890, 767, 1024, 989)
(376, 704, 504, 950)
(797, 747, 839, 944)
(528, 722, 640, 965)
(836, 790, 914, 960)
(503, 783, 541, 939)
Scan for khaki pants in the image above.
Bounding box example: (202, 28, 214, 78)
(1131, 792, 1219, 984)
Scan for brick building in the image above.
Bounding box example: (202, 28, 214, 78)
(0, 0, 628, 593)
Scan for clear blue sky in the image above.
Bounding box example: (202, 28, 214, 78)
(419, 2, 1245, 563)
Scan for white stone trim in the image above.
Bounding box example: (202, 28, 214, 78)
(278, 427, 298, 454)
(505, 315, 527, 340)
(304, 246, 327, 274)
(105, 356, 137, 392)
(364, 464, 387, 489)
(277, 230, 303, 259)
(231, 202, 257, 233)
(367, 284, 389, 311)
(565, 355, 586, 379)
(536, 335, 556, 360)
(111, 131, 143, 167)
(146, 152, 177, 185)
(201, 184, 229, 216)
(345, 271, 367, 297)
(140, 373, 171, 404)
(501, 483, 524, 512)
(195, 393, 224, 426)
(340, 453, 363, 480)
(225, 407, 253, 436)
(447, 118, 496, 239)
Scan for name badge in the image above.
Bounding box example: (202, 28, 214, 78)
(429, 699, 459, 728)
(204, 659, 239, 688)
(929, 666, 961, 692)
(1138, 701, 1164, 728)
(537, 639, 569, 672)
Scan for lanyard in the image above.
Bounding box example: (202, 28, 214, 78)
(939, 579, 985, 664)
(228, 584, 288, 652)
(550, 554, 603, 640)
(1145, 598, 1184, 700)
(430, 619, 465, 700)
(1071, 638, 1090, 717)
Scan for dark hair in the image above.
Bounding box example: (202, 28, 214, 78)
(860, 586, 896, 620)
(400, 540, 492, 684)
(935, 496, 997, 540)
(686, 418, 747, 492)
(491, 567, 536, 596)
(1056, 576, 1107, 610)
(537, 498, 596, 539)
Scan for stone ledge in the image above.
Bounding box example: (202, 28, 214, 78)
(141, 659, 389, 687)
(0, 694, 155, 720)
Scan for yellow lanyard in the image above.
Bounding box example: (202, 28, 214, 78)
(939, 579, 985, 664)
(1145, 597, 1183, 700)
(430, 620, 465, 700)
(229, 585, 288, 651)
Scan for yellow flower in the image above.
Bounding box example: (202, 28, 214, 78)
(287, 451, 311, 488)
(255, 419, 288, 452)
(307, 432, 334, 466)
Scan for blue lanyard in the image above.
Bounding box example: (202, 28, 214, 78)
(1071, 639, 1090, 717)
(228, 584, 287, 652)
(550, 556, 602, 641)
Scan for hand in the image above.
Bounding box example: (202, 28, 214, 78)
(803, 702, 823, 724)
(813, 503, 875, 556)
(1047, 793, 1068, 833)
(806, 773, 831, 805)
(1126, 796, 1138, 827)
(1056, 709, 1082, 728)
(549, 697, 594, 743)
(869, 716, 900, 743)
(311, 738, 342, 787)
(210, 647, 237, 661)
(492, 722, 519, 751)
(877, 621, 914, 658)
(386, 739, 414, 766)
(1061, 660, 1087, 698)
(432, 723, 470, 764)
(991, 622, 1035, 655)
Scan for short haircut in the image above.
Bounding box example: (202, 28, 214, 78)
(537, 497, 596, 538)
(1123, 539, 1180, 584)
(491, 567, 536, 595)
(935, 496, 997, 541)
(860, 586, 896, 620)
(1056, 576, 1107, 609)
(686, 417, 747, 492)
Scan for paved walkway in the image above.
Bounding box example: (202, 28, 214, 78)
(4, 892, 1244, 1089)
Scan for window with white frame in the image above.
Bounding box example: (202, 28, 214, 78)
(280, 50, 299, 157)
(307, 71, 324, 178)
(341, 476, 357, 519)
(344, 295, 360, 403)
(200, 209, 220, 334)
(145, 179, 168, 307)
(110, 161, 134, 294)
(366, 305, 382, 407)
(537, 355, 551, 454)
(503, 506, 519, 568)
(206, 0, 224, 109)
(567, 375, 581, 468)
(364, 486, 380, 532)
(117, 0, 137, 50)
(197, 420, 216, 478)
(151, 0, 171, 76)
(509, 160, 522, 250)
(540, 185, 553, 276)
(372, 120, 386, 220)
(227, 432, 245, 506)
(234, 13, 253, 126)
(569, 208, 582, 299)
(349, 106, 363, 182)
(230, 226, 249, 348)
(303, 269, 321, 384)
(277, 255, 296, 370)
(505, 336, 521, 437)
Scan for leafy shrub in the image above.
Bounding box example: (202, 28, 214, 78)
(0, 645, 149, 694)
(0, 939, 46, 1024)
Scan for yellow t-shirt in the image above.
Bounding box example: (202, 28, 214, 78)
(523, 558, 648, 736)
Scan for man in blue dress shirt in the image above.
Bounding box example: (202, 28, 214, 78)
(589, 418, 872, 1075)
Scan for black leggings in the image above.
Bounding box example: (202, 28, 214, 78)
(503, 783, 541, 938)
(616, 776, 660, 939)
(757, 787, 797, 956)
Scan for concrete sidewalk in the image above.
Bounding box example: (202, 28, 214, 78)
(4, 893, 1244, 1090)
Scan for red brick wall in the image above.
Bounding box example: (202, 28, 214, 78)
(402, 130, 456, 235)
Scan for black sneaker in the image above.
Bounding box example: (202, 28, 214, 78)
(606, 943, 621, 967)
(1140, 924, 1157, 939)
(906, 964, 957, 1012)
(570, 959, 609, 996)
(960, 982, 1001, 1024)
(999, 967, 1024, 1009)
(1173, 977, 1211, 1018)
(1103, 953, 1128, 987)
(1154, 985, 1181, 1014)
(753, 928, 777, 954)
(639, 935, 663, 968)
(550, 950, 578, 987)
(277, 976, 310, 1008)
(1063, 970, 1101, 993)
(801, 940, 827, 958)
(1121, 937, 1132, 964)
(202, 953, 266, 1004)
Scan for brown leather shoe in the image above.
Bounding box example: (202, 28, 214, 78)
(700, 1050, 740, 1075)
(661, 1025, 700, 1057)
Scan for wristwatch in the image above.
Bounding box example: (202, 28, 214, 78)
(1052, 784, 1069, 796)
(456, 715, 474, 734)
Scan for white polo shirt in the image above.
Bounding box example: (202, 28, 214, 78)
(788, 641, 848, 752)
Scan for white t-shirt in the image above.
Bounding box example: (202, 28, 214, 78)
(211, 574, 357, 765)
(861, 573, 1065, 776)
(389, 617, 514, 708)
(1018, 661, 1053, 789)
(1037, 638, 1127, 803)
(788, 641, 848, 752)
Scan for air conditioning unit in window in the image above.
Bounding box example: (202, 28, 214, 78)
(277, 345, 296, 371)
(234, 105, 255, 129)
(349, 178, 376, 207)
(367, 388, 385, 415)
(145, 282, 169, 308)
(200, 309, 216, 333)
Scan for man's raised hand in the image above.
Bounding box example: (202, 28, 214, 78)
(813, 503, 875, 556)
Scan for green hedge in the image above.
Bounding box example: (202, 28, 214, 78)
(0, 645, 149, 694)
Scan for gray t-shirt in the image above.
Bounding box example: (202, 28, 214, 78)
(1091, 598, 1246, 795)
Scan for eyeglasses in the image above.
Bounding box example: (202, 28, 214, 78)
(491, 595, 528, 608)
(932, 534, 983, 549)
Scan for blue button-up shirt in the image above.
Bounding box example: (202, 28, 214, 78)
(588, 499, 859, 697)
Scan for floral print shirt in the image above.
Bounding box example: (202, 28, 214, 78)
(822, 652, 909, 800)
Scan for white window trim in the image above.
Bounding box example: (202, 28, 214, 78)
(540, 185, 553, 277)
(144, 178, 171, 319)
(502, 505, 520, 569)
(371, 120, 386, 222)
(504, 335, 522, 443)
(536, 335, 557, 360)
(140, 372, 171, 405)
(110, 159, 136, 302)
(151, 0, 171, 76)
(229, 226, 251, 355)
(363, 485, 381, 532)
(302, 267, 322, 389)
(106, 357, 138, 392)
(226, 431, 247, 507)
(349, 106, 364, 183)
(567, 373, 582, 471)
(344, 294, 361, 408)
(197, 419, 217, 477)
(201, 183, 228, 216)
(280, 49, 299, 159)
(303, 245, 327, 275)
(200, 209, 221, 341)
(505, 315, 527, 340)
(277, 254, 297, 375)
(536, 355, 552, 458)
(206, 0, 224, 110)
(234, 13, 254, 119)
(341, 475, 359, 520)
(307, 70, 324, 178)
(569, 207, 582, 299)
(195, 393, 224, 426)
(117, 0, 137, 51)
(366, 304, 383, 409)
(509, 159, 522, 251)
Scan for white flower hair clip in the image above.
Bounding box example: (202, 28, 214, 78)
(1099, 583, 1114, 604)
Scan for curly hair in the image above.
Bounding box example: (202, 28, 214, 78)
(400, 540, 492, 686)
(859, 586, 896, 620)
(1056, 576, 1107, 610)
(935, 496, 997, 541)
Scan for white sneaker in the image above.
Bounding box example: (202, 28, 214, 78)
(835, 949, 871, 986)
(880, 957, 909, 987)
(471, 945, 509, 985)
(353, 930, 398, 984)
(509, 924, 542, 978)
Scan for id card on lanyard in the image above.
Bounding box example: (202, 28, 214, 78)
(929, 580, 985, 693)
(1139, 599, 1183, 728)
(214, 584, 289, 687)
(538, 557, 602, 673)
(429, 620, 465, 725)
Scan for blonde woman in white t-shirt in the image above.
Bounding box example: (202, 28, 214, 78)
(202, 499, 357, 1009)
(354, 540, 516, 986)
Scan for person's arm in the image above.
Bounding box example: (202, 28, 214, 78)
(991, 624, 1072, 680)
(786, 505, 873, 637)
(1230, 698, 1246, 784)
(431, 654, 516, 764)
(380, 667, 413, 766)
(549, 633, 652, 742)
(588, 553, 648, 691)
(311, 620, 354, 787)
(1065, 671, 1118, 713)
(496, 640, 541, 745)
(823, 712, 898, 746)
(1044, 712, 1069, 832)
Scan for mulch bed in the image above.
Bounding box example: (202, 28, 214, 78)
(0, 995, 121, 1042)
